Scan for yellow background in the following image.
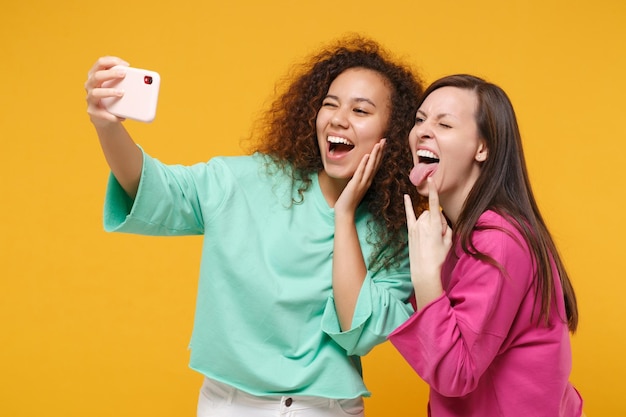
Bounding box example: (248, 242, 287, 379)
(2, 0, 624, 415)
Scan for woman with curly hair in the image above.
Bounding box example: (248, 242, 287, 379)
(84, 35, 423, 416)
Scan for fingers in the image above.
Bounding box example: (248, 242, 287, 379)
(85, 56, 130, 124)
(426, 176, 450, 235)
(335, 138, 386, 213)
(363, 138, 386, 180)
(353, 138, 386, 186)
(404, 194, 417, 227)
(443, 222, 453, 244)
(85, 56, 129, 91)
(87, 56, 129, 79)
(426, 176, 440, 215)
(369, 138, 386, 168)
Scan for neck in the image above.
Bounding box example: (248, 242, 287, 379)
(318, 171, 348, 208)
(441, 175, 480, 227)
(440, 195, 463, 228)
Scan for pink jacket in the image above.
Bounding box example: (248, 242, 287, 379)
(389, 210, 582, 417)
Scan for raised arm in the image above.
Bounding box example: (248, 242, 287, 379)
(332, 139, 385, 330)
(404, 177, 451, 310)
(85, 56, 143, 198)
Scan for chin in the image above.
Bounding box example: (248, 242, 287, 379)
(323, 163, 353, 180)
(416, 183, 429, 196)
(327, 172, 353, 182)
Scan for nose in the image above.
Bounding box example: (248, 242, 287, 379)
(330, 107, 349, 128)
(414, 121, 433, 140)
(409, 121, 432, 151)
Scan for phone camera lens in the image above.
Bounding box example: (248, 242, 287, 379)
(144, 76, 153, 85)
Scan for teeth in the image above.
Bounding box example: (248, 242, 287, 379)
(328, 136, 354, 146)
(417, 149, 439, 160)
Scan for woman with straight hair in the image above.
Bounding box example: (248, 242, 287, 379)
(390, 74, 584, 416)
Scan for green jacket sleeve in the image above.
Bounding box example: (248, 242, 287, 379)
(321, 268, 414, 356)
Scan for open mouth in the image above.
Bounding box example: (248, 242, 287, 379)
(328, 136, 355, 155)
(410, 149, 440, 187)
(417, 149, 440, 164)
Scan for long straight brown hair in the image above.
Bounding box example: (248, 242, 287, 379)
(420, 74, 578, 332)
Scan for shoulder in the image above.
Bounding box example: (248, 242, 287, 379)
(469, 210, 530, 259)
(475, 210, 511, 227)
(192, 153, 279, 180)
(206, 153, 264, 170)
(450, 211, 535, 289)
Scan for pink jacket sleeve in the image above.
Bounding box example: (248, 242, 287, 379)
(389, 212, 534, 397)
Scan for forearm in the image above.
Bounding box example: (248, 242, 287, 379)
(332, 212, 367, 331)
(412, 272, 444, 311)
(85, 56, 143, 199)
(322, 263, 414, 356)
(95, 122, 143, 198)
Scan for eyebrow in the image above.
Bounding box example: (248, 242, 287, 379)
(325, 94, 377, 107)
(417, 109, 454, 119)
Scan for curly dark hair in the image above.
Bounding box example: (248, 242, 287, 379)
(247, 34, 425, 270)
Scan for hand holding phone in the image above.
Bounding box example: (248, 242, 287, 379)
(101, 65, 161, 123)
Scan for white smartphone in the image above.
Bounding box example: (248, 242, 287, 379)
(101, 65, 161, 123)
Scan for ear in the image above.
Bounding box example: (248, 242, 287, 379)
(475, 141, 488, 162)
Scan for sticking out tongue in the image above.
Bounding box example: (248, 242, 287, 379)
(409, 163, 438, 187)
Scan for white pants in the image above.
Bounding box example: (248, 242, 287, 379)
(197, 377, 365, 417)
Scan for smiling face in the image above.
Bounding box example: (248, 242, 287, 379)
(408, 86, 488, 223)
(316, 67, 391, 190)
